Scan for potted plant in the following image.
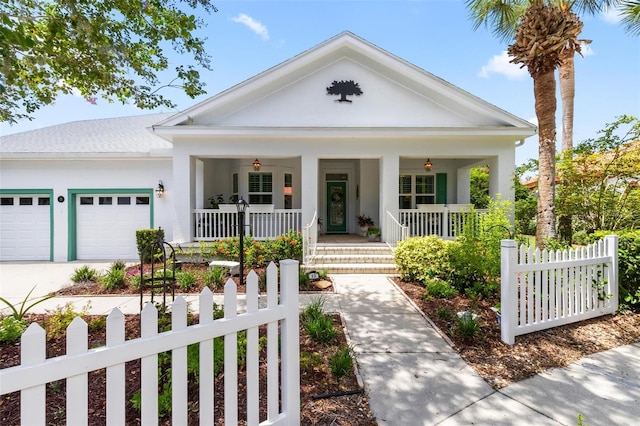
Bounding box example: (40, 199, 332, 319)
(356, 214, 374, 236)
(366, 227, 381, 242)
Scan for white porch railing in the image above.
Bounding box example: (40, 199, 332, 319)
(399, 205, 488, 239)
(302, 211, 318, 265)
(0, 261, 301, 425)
(384, 211, 409, 248)
(500, 236, 618, 345)
(194, 208, 302, 240)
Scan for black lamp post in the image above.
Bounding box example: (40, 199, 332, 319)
(236, 197, 249, 285)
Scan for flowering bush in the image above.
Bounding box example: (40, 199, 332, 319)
(197, 230, 303, 268)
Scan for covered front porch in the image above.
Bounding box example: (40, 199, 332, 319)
(185, 155, 496, 246)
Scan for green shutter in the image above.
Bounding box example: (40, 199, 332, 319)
(436, 173, 447, 204)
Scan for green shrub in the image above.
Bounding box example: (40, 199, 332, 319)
(447, 197, 513, 291)
(300, 351, 324, 373)
(176, 271, 197, 291)
(46, 303, 89, 339)
(71, 265, 99, 283)
(0, 316, 27, 344)
(301, 297, 326, 325)
(329, 345, 353, 380)
(101, 262, 126, 290)
(394, 235, 454, 283)
(424, 279, 458, 299)
(436, 306, 453, 321)
(588, 230, 640, 312)
(451, 312, 480, 339)
(271, 230, 303, 261)
(305, 315, 337, 344)
(204, 266, 227, 289)
(299, 269, 312, 290)
(464, 281, 500, 301)
(136, 228, 165, 262)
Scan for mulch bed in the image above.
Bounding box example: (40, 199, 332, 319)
(396, 279, 640, 389)
(1, 263, 376, 425)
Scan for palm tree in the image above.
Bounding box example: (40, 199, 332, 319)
(618, 0, 640, 35)
(508, 4, 584, 246)
(466, 0, 610, 247)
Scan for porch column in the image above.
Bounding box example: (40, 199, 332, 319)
(457, 168, 471, 204)
(380, 154, 399, 239)
(300, 154, 318, 227)
(487, 153, 515, 202)
(172, 151, 196, 242)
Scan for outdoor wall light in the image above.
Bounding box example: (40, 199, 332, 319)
(253, 158, 261, 171)
(156, 180, 165, 198)
(424, 158, 433, 172)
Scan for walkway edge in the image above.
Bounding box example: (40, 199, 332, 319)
(387, 276, 457, 349)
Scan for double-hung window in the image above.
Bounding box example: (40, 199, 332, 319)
(399, 174, 436, 208)
(248, 172, 273, 204)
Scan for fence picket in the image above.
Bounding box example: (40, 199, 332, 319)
(106, 308, 126, 424)
(501, 236, 618, 345)
(141, 302, 159, 426)
(199, 287, 215, 425)
(172, 296, 188, 426)
(21, 323, 46, 425)
(67, 316, 89, 426)
(266, 262, 280, 421)
(246, 270, 260, 425)
(224, 278, 239, 425)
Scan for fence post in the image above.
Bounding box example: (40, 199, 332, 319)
(605, 235, 619, 314)
(501, 239, 518, 345)
(279, 259, 300, 424)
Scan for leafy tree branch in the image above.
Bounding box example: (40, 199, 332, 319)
(0, 0, 218, 123)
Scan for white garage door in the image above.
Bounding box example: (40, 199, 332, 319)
(0, 194, 51, 261)
(76, 194, 151, 260)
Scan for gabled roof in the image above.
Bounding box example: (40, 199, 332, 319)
(0, 113, 173, 158)
(154, 31, 536, 135)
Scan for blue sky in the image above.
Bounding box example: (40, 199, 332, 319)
(1, 0, 638, 165)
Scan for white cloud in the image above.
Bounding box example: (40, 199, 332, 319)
(601, 6, 622, 24)
(232, 14, 269, 41)
(479, 51, 527, 80)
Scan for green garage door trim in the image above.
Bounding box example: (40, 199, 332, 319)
(68, 188, 154, 261)
(0, 189, 54, 261)
(436, 173, 447, 204)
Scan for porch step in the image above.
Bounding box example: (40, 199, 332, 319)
(304, 244, 398, 274)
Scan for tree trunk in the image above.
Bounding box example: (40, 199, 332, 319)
(534, 70, 557, 248)
(558, 50, 575, 154)
(558, 50, 575, 244)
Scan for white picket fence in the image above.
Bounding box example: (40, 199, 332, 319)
(0, 260, 300, 425)
(500, 236, 619, 345)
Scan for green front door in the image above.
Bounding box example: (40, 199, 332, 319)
(326, 182, 347, 233)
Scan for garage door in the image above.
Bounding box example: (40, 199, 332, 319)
(0, 194, 51, 261)
(76, 194, 151, 260)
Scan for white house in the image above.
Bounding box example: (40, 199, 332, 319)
(0, 32, 536, 262)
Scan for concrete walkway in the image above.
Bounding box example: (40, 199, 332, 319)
(1, 263, 639, 425)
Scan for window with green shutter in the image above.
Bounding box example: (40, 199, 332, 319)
(398, 173, 445, 207)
